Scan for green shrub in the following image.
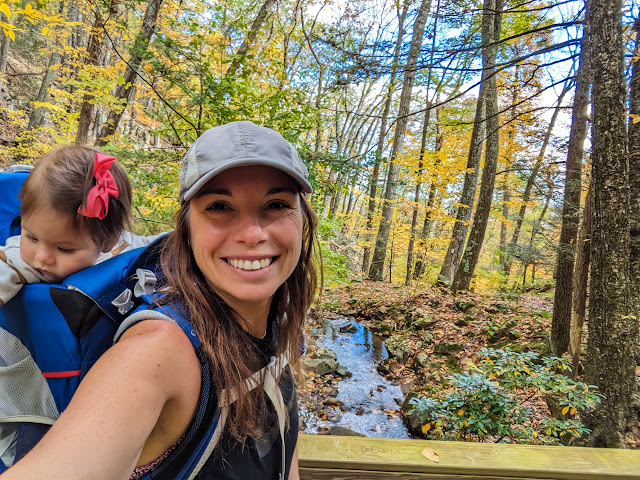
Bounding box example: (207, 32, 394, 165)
(408, 348, 602, 445)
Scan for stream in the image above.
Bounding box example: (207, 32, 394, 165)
(301, 316, 411, 439)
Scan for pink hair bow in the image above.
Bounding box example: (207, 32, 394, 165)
(78, 153, 119, 220)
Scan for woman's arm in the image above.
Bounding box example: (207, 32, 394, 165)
(288, 445, 300, 480)
(1, 320, 200, 480)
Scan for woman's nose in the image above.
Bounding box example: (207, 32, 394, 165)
(235, 215, 268, 246)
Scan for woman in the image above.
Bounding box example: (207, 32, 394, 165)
(2, 121, 318, 479)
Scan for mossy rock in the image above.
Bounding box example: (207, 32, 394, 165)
(370, 320, 394, 335)
(487, 319, 518, 344)
(454, 318, 469, 327)
(453, 300, 475, 312)
(377, 358, 395, 376)
(445, 355, 461, 372)
(401, 391, 424, 432)
(526, 340, 551, 356)
(301, 358, 339, 376)
(412, 352, 434, 370)
(411, 316, 439, 330)
(486, 301, 511, 314)
(385, 335, 412, 364)
(421, 331, 435, 346)
(433, 342, 464, 355)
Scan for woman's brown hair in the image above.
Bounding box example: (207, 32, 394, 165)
(20, 145, 132, 249)
(159, 193, 319, 441)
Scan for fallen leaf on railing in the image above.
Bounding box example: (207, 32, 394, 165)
(422, 447, 440, 463)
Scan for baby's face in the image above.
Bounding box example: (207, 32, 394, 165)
(20, 205, 104, 283)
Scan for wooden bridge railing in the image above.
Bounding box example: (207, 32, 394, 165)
(298, 434, 640, 479)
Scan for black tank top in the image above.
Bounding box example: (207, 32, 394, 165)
(150, 315, 299, 480)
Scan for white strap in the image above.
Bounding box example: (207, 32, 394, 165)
(0, 415, 56, 425)
(132, 269, 157, 297)
(187, 353, 290, 480)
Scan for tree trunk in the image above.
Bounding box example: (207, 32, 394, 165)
(75, 6, 112, 145)
(504, 82, 571, 274)
(584, 0, 635, 448)
(551, 19, 591, 356)
(414, 108, 442, 280)
(22, 1, 66, 138)
(368, 0, 432, 281)
(499, 180, 509, 273)
(628, 17, 640, 336)
(451, 0, 504, 292)
(96, 0, 163, 145)
(362, 0, 409, 275)
(406, 103, 431, 285)
(570, 180, 592, 379)
(0, 25, 11, 94)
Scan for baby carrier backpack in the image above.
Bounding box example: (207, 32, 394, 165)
(0, 166, 291, 479)
(0, 165, 164, 472)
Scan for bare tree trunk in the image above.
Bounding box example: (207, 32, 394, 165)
(551, 21, 591, 356)
(504, 82, 571, 274)
(368, 0, 432, 281)
(499, 180, 509, 273)
(570, 180, 592, 379)
(0, 26, 11, 93)
(584, 0, 635, 448)
(628, 17, 640, 337)
(406, 103, 431, 285)
(22, 1, 66, 139)
(96, 0, 163, 145)
(362, 0, 409, 274)
(75, 7, 111, 145)
(451, 0, 504, 292)
(414, 108, 442, 280)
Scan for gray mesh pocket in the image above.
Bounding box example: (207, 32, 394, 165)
(0, 327, 59, 467)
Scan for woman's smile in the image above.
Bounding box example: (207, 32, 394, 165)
(224, 256, 275, 271)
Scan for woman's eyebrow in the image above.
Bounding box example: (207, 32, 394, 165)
(199, 187, 232, 196)
(266, 186, 297, 195)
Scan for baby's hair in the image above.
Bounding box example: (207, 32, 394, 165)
(20, 145, 132, 249)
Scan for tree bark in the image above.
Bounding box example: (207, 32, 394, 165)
(22, 1, 66, 139)
(438, 95, 485, 284)
(96, 0, 163, 145)
(551, 20, 591, 356)
(75, 5, 113, 145)
(406, 103, 431, 285)
(362, 0, 409, 275)
(413, 107, 442, 280)
(451, 0, 504, 292)
(584, 0, 635, 448)
(368, 0, 432, 281)
(628, 17, 640, 335)
(0, 25, 11, 94)
(499, 180, 509, 273)
(569, 180, 592, 379)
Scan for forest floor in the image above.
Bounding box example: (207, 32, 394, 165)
(297, 280, 640, 449)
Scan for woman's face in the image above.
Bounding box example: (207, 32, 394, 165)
(188, 165, 304, 318)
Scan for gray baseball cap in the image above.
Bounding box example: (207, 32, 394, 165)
(179, 121, 312, 203)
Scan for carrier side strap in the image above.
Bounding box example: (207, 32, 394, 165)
(189, 353, 290, 480)
(113, 310, 201, 349)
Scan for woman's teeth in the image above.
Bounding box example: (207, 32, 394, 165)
(229, 258, 272, 271)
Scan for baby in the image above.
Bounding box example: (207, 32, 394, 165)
(0, 145, 161, 306)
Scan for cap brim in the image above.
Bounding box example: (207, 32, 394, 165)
(181, 158, 312, 203)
